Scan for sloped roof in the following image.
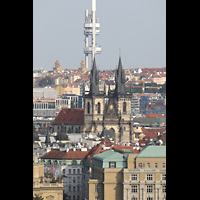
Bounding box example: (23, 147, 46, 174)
(145, 113, 166, 118)
(93, 150, 124, 161)
(53, 108, 84, 124)
(41, 149, 89, 160)
(136, 146, 166, 158)
(83, 138, 120, 165)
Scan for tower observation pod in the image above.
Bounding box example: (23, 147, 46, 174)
(84, 0, 101, 69)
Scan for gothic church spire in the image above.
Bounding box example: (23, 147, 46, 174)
(89, 57, 99, 95)
(114, 56, 126, 95)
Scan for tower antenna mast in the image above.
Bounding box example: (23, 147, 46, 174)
(84, 0, 101, 69)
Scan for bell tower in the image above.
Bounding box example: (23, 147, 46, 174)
(113, 56, 133, 142)
(83, 58, 105, 134)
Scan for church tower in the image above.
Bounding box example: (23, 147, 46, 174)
(103, 56, 133, 143)
(83, 58, 105, 135)
(83, 56, 133, 143)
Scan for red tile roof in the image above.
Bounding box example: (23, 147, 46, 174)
(41, 149, 89, 160)
(53, 108, 84, 124)
(145, 113, 166, 118)
(83, 138, 119, 164)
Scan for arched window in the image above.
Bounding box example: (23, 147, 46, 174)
(87, 102, 90, 114)
(123, 102, 126, 113)
(97, 102, 101, 114)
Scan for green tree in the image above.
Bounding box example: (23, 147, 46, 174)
(39, 76, 54, 87)
(159, 82, 166, 94)
(33, 194, 44, 200)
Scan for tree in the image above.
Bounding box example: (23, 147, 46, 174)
(159, 82, 166, 94)
(33, 194, 44, 200)
(39, 76, 54, 87)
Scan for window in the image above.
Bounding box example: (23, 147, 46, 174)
(147, 174, 153, 180)
(73, 169, 76, 174)
(87, 102, 90, 114)
(147, 185, 153, 193)
(95, 184, 99, 192)
(138, 163, 142, 168)
(97, 102, 100, 114)
(147, 163, 150, 168)
(162, 174, 166, 180)
(131, 198, 137, 200)
(123, 102, 126, 113)
(131, 185, 137, 193)
(147, 198, 153, 200)
(131, 174, 138, 180)
(69, 186, 71, 192)
(77, 169, 80, 174)
(95, 197, 99, 200)
(63, 169, 65, 175)
(73, 196, 75, 200)
(73, 177, 76, 183)
(69, 177, 71, 183)
(69, 169, 71, 174)
(77, 185, 80, 192)
(162, 185, 166, 193)
(162, 163, 165, 168)
(77, 177, 80, 183)
(155, 163, 158, 168)
(73, 186, 76, 192)
(109, 162, 116, 168)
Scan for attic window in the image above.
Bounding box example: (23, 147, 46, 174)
(109, 162, 116, 168)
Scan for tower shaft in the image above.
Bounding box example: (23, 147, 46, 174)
(84, 0, 101, 69)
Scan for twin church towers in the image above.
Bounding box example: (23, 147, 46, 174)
(83, 57, 133, 143)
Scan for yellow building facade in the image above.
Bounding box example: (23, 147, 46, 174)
(124, 146, 166, 200)
(88, 146, 166, 200)
(33, 155, 64, 200)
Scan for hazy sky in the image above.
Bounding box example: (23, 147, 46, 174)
(33, 0, 166, 70)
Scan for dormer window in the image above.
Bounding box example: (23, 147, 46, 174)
(109, 162, 116, 168)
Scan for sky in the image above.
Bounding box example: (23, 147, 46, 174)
(33, 0, 166, 71)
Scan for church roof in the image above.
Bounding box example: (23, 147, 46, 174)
(53, 108, 84, 124)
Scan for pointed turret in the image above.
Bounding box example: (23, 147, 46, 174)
(89, 57, 99, 95)
(114, 57, 126, 95)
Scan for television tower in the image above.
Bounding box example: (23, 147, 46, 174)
(84, 0, 101, 69)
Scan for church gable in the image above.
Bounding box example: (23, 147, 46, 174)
(104, 98, 118, 121)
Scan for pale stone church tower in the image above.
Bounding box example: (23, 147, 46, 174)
(83, 57, 133, 143)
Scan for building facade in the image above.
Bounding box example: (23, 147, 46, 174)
(123, 146, 166, 200)
(88, 150, 126, 200)
(88, 146, 166, 200)
(83, 57, 133, 143)
(33, 155, 64, 200)
(41, 149, 89, 200)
